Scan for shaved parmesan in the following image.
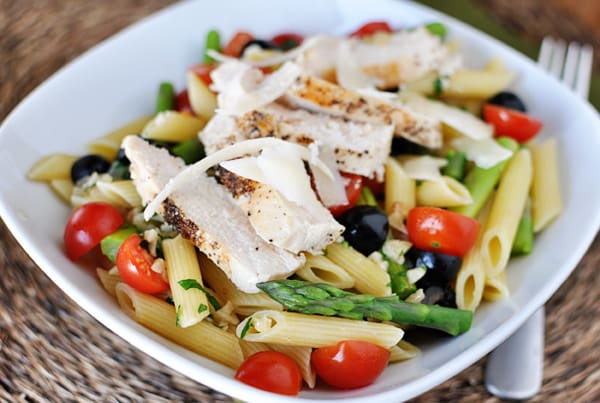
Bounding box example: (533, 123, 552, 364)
(402, 93, 492, 140)
(308, 144, 347, 207)
(144, 138, 333, 220)
(336, 40, 381, 90)
(400, 155, 447, 182)
(450, 136, 513, 169)
(216, 61, 302, 116)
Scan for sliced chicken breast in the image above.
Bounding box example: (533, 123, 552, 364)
(122, 135, 304, 293)
(281, 74, 442, 148)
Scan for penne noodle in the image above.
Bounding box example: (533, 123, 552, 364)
(530, 139, 562, 232)
(115, 283, 243, 369)
(483, 270, 510, 302)
(384, 157, 416, 216)
(95, 180, 142, 208)
(142, 110, 206, 142)
(49, 179, 74, 203)
(416, 175, 472, 207)
(481, 149, 533, 278)
(163, 235, 211, 328)
(96, 267, 122, 297)
(296, 254, 355, 289)
(187, 71, 217, 121)
(389, 340, 420, 362)
(27, 153, 78, 181)
(239, 340, 271, 359)
(237, 310, 403, 348)
(325, 243, 391, 297)
(269, 344, 317, 388)
(86, 115, 152, 161)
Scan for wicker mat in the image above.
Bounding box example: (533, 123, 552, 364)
(1, 1, 600, 402)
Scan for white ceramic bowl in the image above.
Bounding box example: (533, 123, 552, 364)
(1, 1, 599, 401)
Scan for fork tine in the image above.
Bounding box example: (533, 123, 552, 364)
(538, 37, 555, 70)
(575, 44, 594, 98)
(548, 39, 567, 78)
(562, 42, 581, 91)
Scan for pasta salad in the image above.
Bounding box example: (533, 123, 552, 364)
(28, 20, 561, 395)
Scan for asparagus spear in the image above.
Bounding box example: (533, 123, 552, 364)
(155, 82, 175, 113)
(442, 149, 467, 182)
(451, 137, 519, 218)
(511, 198, 534, 256)
(257, 280, 472, 336)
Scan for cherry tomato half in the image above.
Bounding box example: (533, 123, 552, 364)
(64, 202, 124, 261)
(311, 340, 390, 389)
(349, 21, 393, 38)
(271, 33, 304, 50)
(222, 31, 254, 58)
(116, 233, 169, 294)
(483, 104, 543, 143)
(188, 62, 215, 86)
(406, 206, 480, 257)
(328, 172, 363, 217)
(235, 351, 302, 396)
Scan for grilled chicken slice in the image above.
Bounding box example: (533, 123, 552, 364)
(216, 166, 344, 255)
(200, 103, 394, 179)
(281, 74, 441, 148)
(122, 135, 304, 293)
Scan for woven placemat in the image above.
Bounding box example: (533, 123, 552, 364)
(1, 1, 599, 402)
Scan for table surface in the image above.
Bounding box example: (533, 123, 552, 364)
(1, 1, 599, 402)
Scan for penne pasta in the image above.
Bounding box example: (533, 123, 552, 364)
(384, 157, 416, 216)
(142, 110, 206, 142)
(95, 180, 142, 208)
(416, 175, 472, 207)
(49, 179, 74, 203)
(530, 139, 562, 232)
(389, 340, 420, 363)
(96, 267, 122, 297)
(115, 283, 244, 369)
(86, 115, 152, 161)
(481, 149, 533, 278)
(163, 235, 211, 327)
(269, 344, 317, 388)
(187, 71, 217, 121)
(325, 243, 391, 297)
(27, 153, 78, 181)
(295, 254, 355, 289)
(483, 270, 510, 302)
(237, 310, 403, 348)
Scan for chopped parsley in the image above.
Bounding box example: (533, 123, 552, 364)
(198, 304, 208, 313)
(175, 305, 182, 327)
(239, 318, 253, 339)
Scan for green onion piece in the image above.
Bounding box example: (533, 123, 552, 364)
(511, 199, 534, 256)
(442, 150, 467, 182)
(155, 82, 174, 114)
(204, 29, 220, 63)
(425, 22, 447, 39)
(171, 138, 205, 165)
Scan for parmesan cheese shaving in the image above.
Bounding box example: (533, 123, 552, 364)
(450, 136, 513, 169)
(216, 61, 302, 116)
(308, 143, 348, 207)
(335, 40, 381, 90)
(143, 138, 334, 220)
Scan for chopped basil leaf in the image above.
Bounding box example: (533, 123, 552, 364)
(198, 304, 208, 313)
(239, 318, 253, 339)
(175, 305, 182, 327)
(178, 279, 221, 310)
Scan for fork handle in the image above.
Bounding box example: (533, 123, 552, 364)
(485, 307, 545, 399)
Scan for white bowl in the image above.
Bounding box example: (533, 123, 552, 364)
(1, 0, 599, 401)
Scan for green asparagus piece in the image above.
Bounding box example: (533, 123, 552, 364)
(155, 82, 175, 114)
(257, 280, 472, 336)
(204, 29, 220, 63)
(442, 149, 467, 182)
(356, 186, 378, 207)
(383, 255, 416, 299)
(511, 199, 534, 256)
(451, 137, 519, 218)
(171, 138, 205, 164)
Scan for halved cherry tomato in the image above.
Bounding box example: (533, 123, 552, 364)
(188, 62, 215, 86)
(406, 206, 480, 257)
(362, 175, 384, 197)
(483, 104, 543, 143)
(64, 202, 123, 261)
(271, 33, 304, 50)
(222, 31, 254, 58)
(235, 351, 302, 396)
(349, 21, 393, 38)
(328, 172, 363, 217)
(116, 233, 169, 294)
(311, 340, 390, 389)
(174, 89, 194, 115)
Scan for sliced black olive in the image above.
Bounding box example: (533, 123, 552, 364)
(487, 91, 527, 112)
(337, 205, 388, 256)
(71, 154, 110, 183)
(390, 137, 431, 156)
(240, 39, 278, 56)
(404, 247, 462, 286)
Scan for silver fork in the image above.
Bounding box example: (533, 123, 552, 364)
(485, 37, 594, 400)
